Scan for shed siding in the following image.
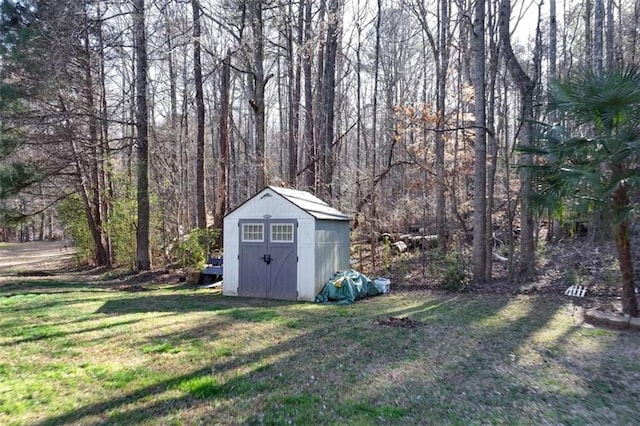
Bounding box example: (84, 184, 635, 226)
(295, 218, 316, 301)
(222, 220, 239, 296)
(314, 220, 350, 295)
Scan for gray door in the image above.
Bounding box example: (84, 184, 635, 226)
(238, 219, 297, 300)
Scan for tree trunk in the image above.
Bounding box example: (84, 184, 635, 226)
(611, 162, 638, 316)
(96, 3, 113, 265)
(303, 0, 316, 190)
(192, 0, 206, 229)
(82, 11, 109, 266)
(612, 183, 639, 316)
(549, 0, 557, 120)
(435, 0, 449, 251)
(370, 0, 382, 229)
(547, 0, 561, 243)
(214, 51, 231, 230)
(472, 0, 487, 283)
(355, 0, 363, 213)
(584, 0, 593, 67)
(248, 1, 268, 191)
(519, 91, 536, 276)
(594, 0, 604, 74)
(499, 0, 536, 277)
(60, 93, 106, 267)
(485, 0, 499, 280)
(605, 0, 614, 68)
(318, 0, 340, 200)
(134, 0, 150, 271)
(286, 0, 302, 186)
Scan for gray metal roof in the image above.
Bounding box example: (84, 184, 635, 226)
(269, 186, 350, 221)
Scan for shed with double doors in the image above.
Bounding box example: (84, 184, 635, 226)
(222, 186, 350, 301)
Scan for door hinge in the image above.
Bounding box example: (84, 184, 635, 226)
(237, 254, 240, 260)
(296, 256, 299, 262)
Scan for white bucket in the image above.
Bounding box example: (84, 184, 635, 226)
(374, 277, 391, 294)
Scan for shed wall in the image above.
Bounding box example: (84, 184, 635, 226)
(313, 220, 351, 296)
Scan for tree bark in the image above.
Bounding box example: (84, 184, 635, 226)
(605, 0, 614, 68)
(549, 0, 557, 118)
(485, 0, 499, 280)
(192, 0, 206, 229)
(134, 0, 151, 271)
(248, 1, 268, 191)
(81, 6, 109, 266)
(318, 0, 340, 200)
(472, 0, 487, 283)
(547, 0, 560, 243)
(303, 0, 316, 190)
(594, 0, 604, 74)
(585, 0, 593, 67)
(434, 0, 449, 250)
(499, 0, 536, 277)
(286, 0, 302, 186)
(214, 51, 231, 230)
(96, 2, 113, 265)
(615, 220, 639, 317)
(612, 183, 639, 317)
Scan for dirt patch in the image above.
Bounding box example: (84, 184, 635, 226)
(16, 271, 54, 277)
(0, 241, 190, 289)
(112, 284, 149, 292)
(0, 240, 76, 275)
(376, 316, 423, 328)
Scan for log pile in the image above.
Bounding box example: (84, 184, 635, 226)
(373, 230, 439, 253)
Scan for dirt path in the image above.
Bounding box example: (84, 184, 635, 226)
(0, 241, 76, 276)
(0, 241, 190, 289)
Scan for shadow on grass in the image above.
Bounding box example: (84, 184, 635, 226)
(28, 290, 635, 425)
(31, 293, 514, 424)
(0, 279, 105, 296)
(0, 318, 142, 347)
(351, 297, 639, 424)
(96, 293, 297, 315)
(33, 366, 215, 426)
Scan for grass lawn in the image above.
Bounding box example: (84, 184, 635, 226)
(1, 279, 639, 425)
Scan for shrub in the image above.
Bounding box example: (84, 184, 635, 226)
(106, 191, 137, 270)
(433, 250, 469, 292)
(57, 195, 93, 264)
(170, 228, 219, 269)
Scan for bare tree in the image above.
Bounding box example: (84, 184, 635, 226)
(247, 1, 270, 191)
(302, 0, 316, 190)
(594, 0, 604, 73)
(134, 0, 150, 271)
(472, 0, 487, 283)
(499, 0, 538, 277)
(192, 0, 207, 229)
(408, 0, 452, 250)
(214, 50, 231, 230)
(318, 0, 341, 199)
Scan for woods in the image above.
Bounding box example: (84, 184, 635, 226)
(1, 0, 640, 314)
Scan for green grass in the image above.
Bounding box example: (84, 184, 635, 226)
(1, 279, 639, 425)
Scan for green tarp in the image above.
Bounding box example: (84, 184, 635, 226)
(315, 269, 381, 305)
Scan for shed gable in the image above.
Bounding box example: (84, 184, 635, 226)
(225, 187, 313, 221)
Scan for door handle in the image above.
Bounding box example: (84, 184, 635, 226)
(262, 254, 271, 264)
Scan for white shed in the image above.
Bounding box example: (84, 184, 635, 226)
(222, 186, 350, 301)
